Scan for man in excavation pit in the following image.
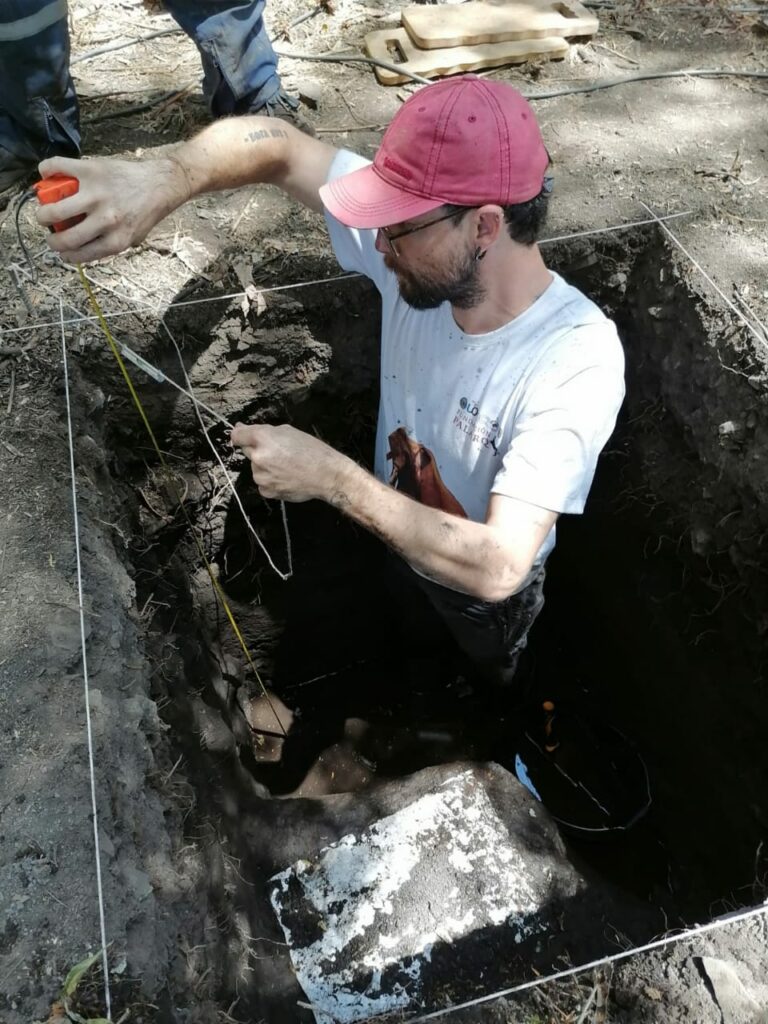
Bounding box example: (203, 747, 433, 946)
(38, 75, 625, 694)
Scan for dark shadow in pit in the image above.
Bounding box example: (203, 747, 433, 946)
(215, 762, 663, 1024)
(206, 234, 768, 920)
(108, 231, 768, 1019)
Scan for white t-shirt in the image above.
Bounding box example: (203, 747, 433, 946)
(324, 150, 625, 574)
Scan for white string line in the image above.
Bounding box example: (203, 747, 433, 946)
(12, 260, 235, 426)
(732, 292, 768, 345)
(60, 298, 113, 1020)
(540, 209, 691, 246)
(0, 269, 362, 339)
(400, 899, 768, 1024)
(639, 201, 768, 353)
(159, 318, 293, 580)
(75, 265, 237, 427)
(25, 261, 295, 581)
(73, 263, 295, 581)
(0, 210, 693, 341)
(22, 206, 768, 1013)
(73, 265, 294, 580)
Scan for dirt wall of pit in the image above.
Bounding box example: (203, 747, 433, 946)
(2, 230, 768, 1020)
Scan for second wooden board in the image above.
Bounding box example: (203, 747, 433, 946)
(364, 27, 568, 85)
(402, 0, 598, 49)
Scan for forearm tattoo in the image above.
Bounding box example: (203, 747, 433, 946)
(245, 127, 289, 143)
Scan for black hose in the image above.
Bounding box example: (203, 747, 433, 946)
(14, 191, 38, 283)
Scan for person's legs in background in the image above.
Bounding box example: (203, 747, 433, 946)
(0, 0, 80, 192)
(0, 0, 311, 199)
(163, 0, 311, 128)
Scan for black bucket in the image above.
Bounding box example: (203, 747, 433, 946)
(512, 697, 652, 839)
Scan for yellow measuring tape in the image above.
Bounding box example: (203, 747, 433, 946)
(77, 266, 288, 738)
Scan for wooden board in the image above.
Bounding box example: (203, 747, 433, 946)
(402, 0, 598, 49)
(364, 27, 568, 85)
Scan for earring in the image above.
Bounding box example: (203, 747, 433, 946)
(474, 248, 486, 262)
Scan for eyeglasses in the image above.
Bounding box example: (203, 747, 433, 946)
(379, 207, 472, 258)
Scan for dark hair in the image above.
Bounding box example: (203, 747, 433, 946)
(446, 204, 477, 225)
(444, 185, 551, 247)
(502, 185, 550, 245)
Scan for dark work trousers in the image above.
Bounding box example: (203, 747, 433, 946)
(163, 0, 282, 116)
(0, 0, 80, 170)
(0, 0, 281, 170)
(384, 551, 546, 693)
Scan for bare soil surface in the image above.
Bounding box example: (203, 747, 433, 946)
(1, 0, 768, 1021)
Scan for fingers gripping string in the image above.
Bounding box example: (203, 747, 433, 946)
(159, 318, 293, 581)
(71, 262, 293, 580)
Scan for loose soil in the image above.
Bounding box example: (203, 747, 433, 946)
(1, 0, 768, 1021)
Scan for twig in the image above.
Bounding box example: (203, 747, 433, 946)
(6, 368, 15, 416)
(162, 753, 184, 784)
(289, 4, 324, 30)
(138, 486, 172, 522)
(231, 191, 257, 234)
(83, 85, 197, 124)
(42, 886, 67, 908)
(593, 41, 640, 65)
(71, 26, 183, 65)
(0, 439, 23, 458)
(150, 83, 195, 119)
(315, 123, 385, 133)
(274, 47, 432, 85)
(576, 984, 598, 1024)
(0, 347, 23, 357)
(9, 267, 34, 317)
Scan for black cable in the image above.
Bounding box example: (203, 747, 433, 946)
(274, 54, 768, 93)
(14, 190, 38, 283)
(71, 27, 183, 66)
(82, 85, 196, 125)
(274, 48, 433, 85)
(522, 68, 768, 100)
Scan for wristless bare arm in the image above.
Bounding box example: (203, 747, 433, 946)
(36, 118, 338, 264)
(231, 422, 558, 602)
(332, 460, 556, 601)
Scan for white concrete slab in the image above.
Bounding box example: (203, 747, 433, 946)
(269, 770, 550, 1023)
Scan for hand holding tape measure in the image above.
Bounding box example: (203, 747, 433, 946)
(27, 154, 186, 265)
(33, 172, 84, 232)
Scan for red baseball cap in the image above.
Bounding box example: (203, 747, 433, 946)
(320, 75, 549, 230)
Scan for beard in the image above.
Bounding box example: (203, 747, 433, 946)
(386, 246, 485, 311)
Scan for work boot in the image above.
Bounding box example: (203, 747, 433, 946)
(260, 89, 316, 137)
(0, 161, 33, 192)
(0, 155, 36, 209)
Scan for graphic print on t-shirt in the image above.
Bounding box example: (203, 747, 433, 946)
(452, 397, 502, 456)
(387, 427, 467, 518)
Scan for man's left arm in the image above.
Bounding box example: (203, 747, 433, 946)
(231, 423, 556, 601)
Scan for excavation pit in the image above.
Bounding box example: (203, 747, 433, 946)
(54, 230, 768, 1019)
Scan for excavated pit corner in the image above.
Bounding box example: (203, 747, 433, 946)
(82, 232, 768, 1015)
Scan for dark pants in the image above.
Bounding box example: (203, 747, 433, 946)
(164, 0, 282, 116)
(0, 0, 281, 168)
(0, 0, 80, 168)
(385, 552, 546, 692)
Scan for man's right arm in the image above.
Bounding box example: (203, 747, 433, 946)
(37, 118, 338, 264)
